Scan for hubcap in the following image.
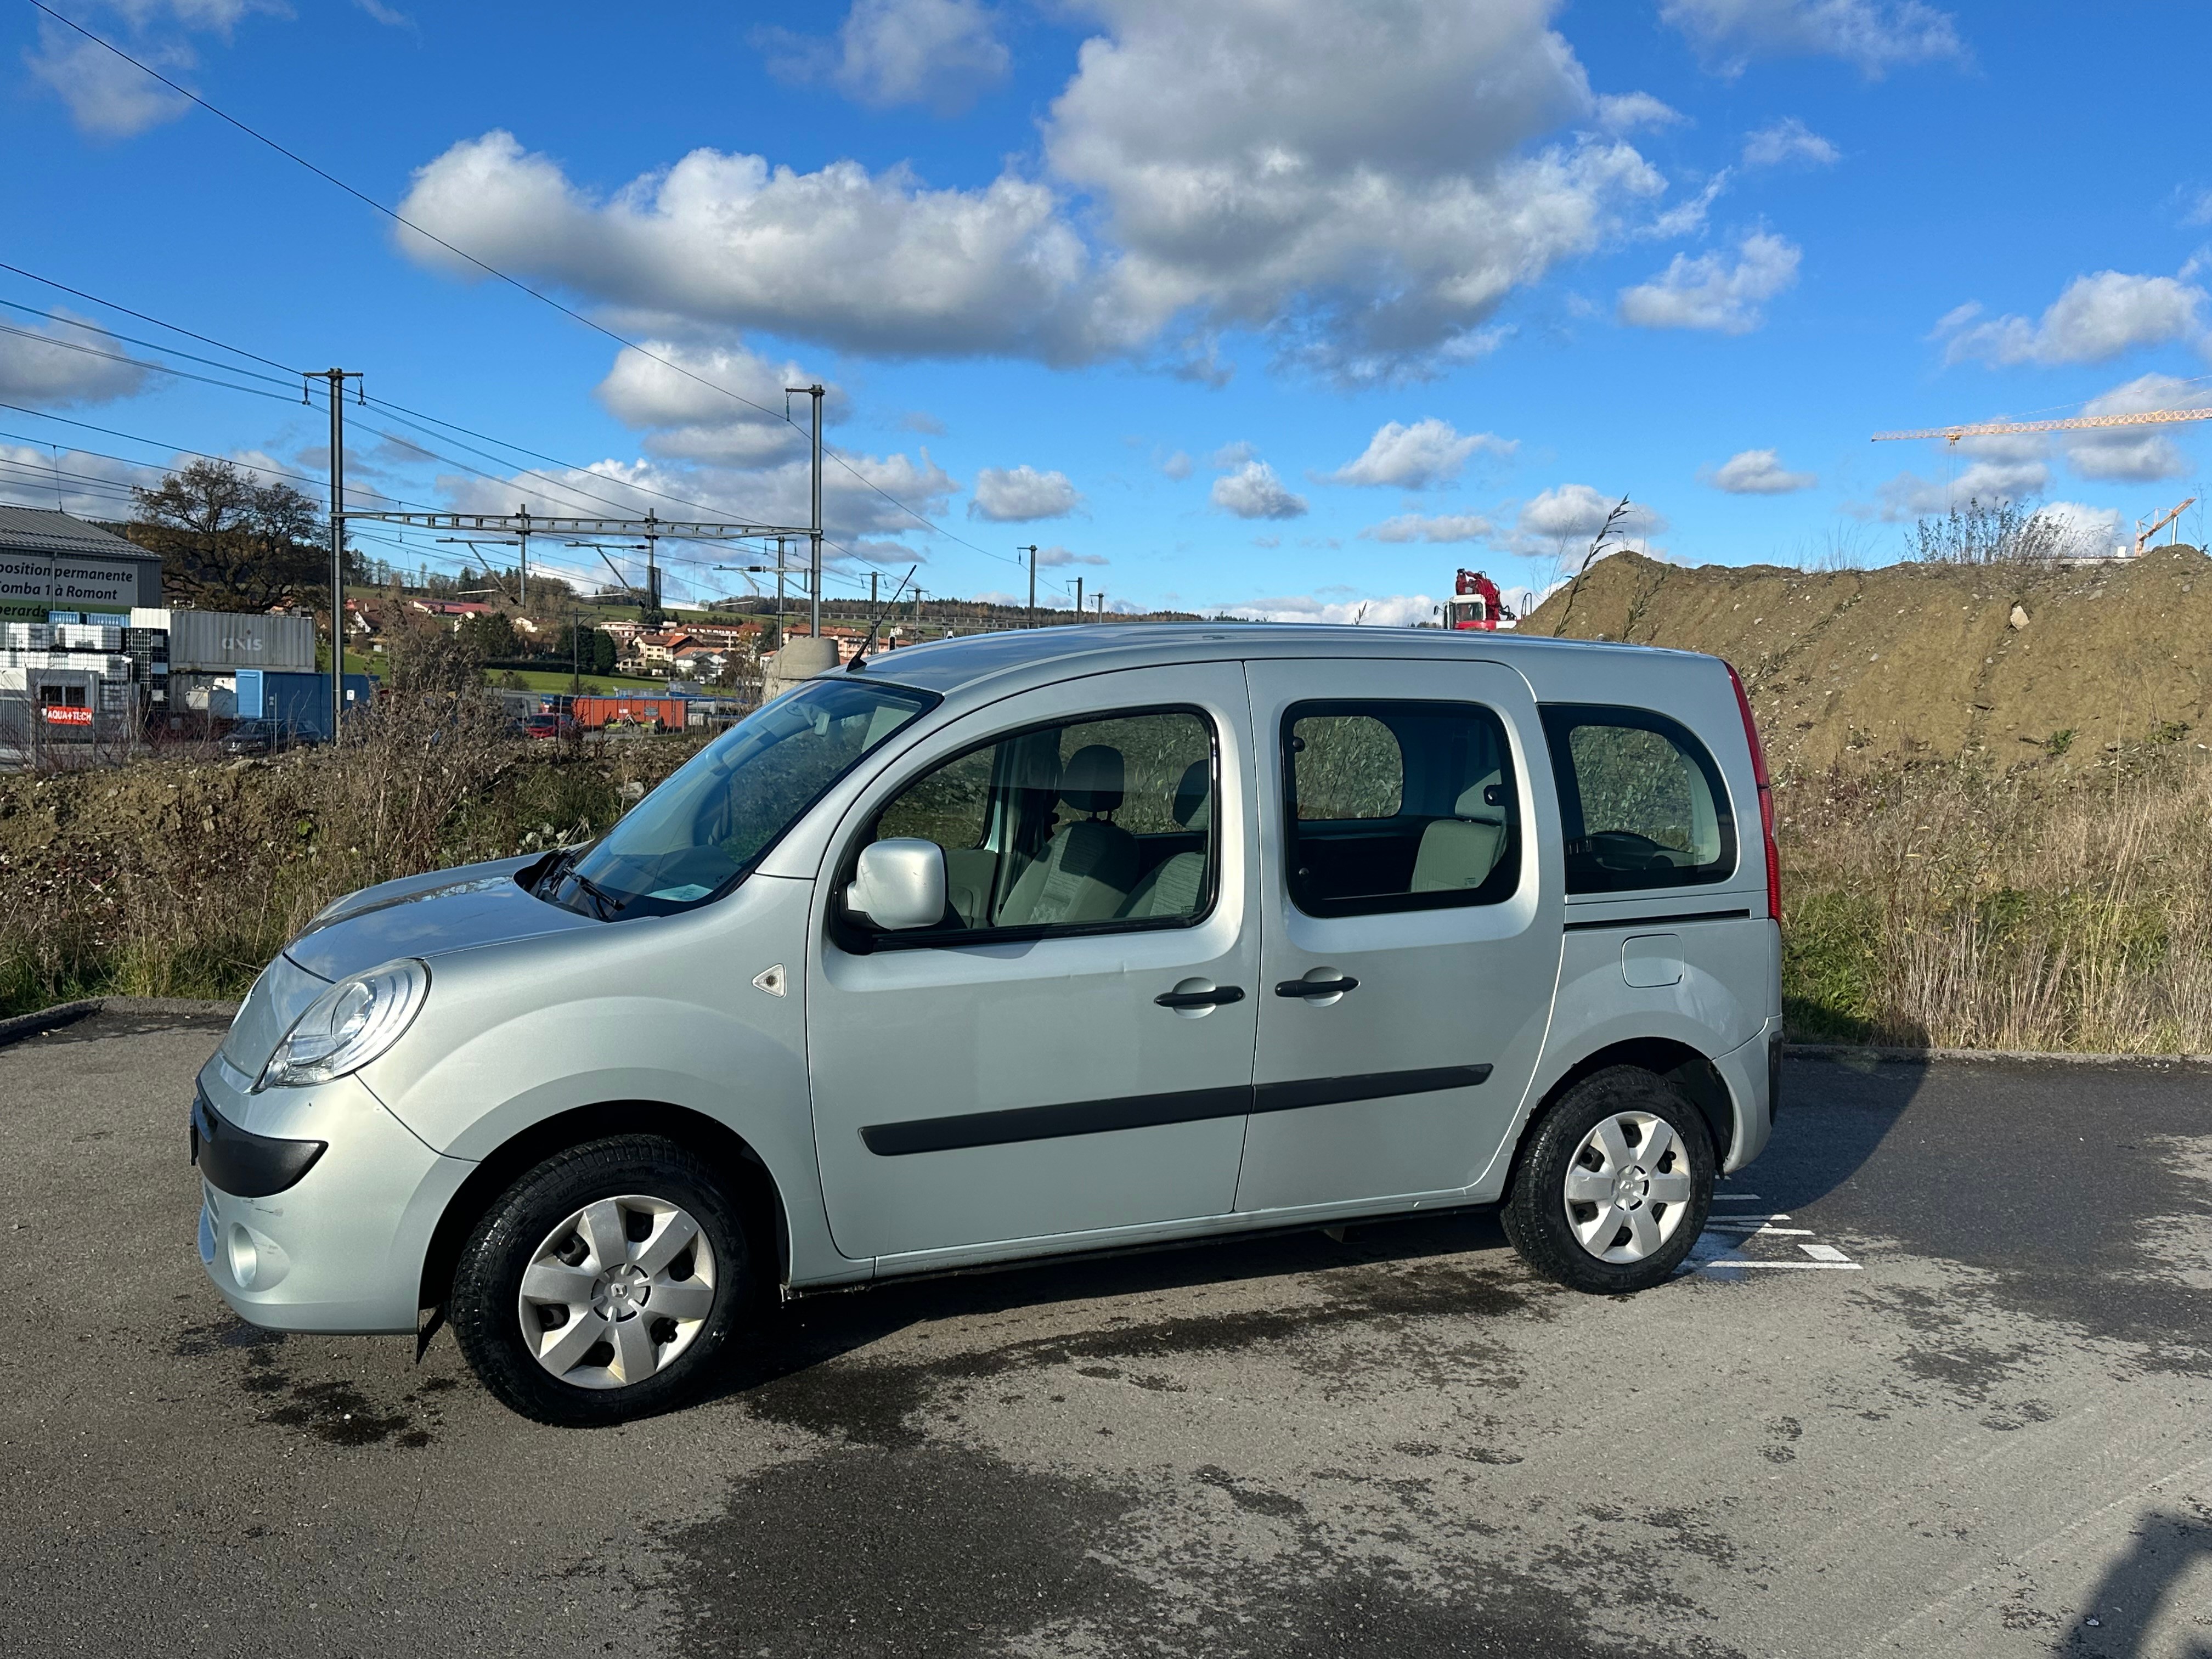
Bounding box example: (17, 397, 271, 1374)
(517, 1194, 718, 1390)
(1562, 1111, 1694, 1264)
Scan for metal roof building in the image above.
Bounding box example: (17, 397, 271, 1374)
(0, 507, 163, 622)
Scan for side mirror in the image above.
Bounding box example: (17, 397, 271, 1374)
(847, 838, 946, 932)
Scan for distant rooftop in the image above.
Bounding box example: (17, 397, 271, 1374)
(0, 506, 150, 560)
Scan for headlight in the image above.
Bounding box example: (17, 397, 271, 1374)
(257, 959, 429, 1091)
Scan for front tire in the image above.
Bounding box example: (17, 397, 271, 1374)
(1502, 1066, 1714, 1294)
(450, 1136, 751, 1425)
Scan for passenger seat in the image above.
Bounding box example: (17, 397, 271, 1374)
(1409, 772, 1507, 893)
(1119, 759, 1211, 919)
(995, 746, 1140, 926)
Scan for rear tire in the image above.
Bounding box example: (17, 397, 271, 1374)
(450, 1135, 751, 1425)
(1502, 1066, 1713, 1294)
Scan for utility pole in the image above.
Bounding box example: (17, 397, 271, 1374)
(1073, 576, 1084, 621)
(1019, 545, 1038, 627)
(870, 571, 879, 610)
(788, 382, 825, 638)
(515, 503, 531, 607)
(1096, 592, 1107, 621)
(321, 368, 361, 743)
(774, 538, 787, 641)
(642, 510, 661, 624)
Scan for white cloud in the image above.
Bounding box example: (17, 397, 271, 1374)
(1870, 430, 2049, 520)
(0, 441, 161, 517)
(1618, 230, 1800, 334)
(969, 464, 1083, 521)
(1211, 459, 1308, 520)
(1595, 91, 1683, 133)
(1219, 591, 1441, 627)
(353, 0, 415, 29)
(0, 308, 149, 405)
(594, 340, 839, 466)
(1323, 418, 1515, 489)
(1034, 543, 1107, 566)
(2062, 373, 2210, 482)
(1938, 272, 2207, 366)
(396, 2, 1692, 380)
(1498, 484, 1667, 557)
(2038, 499, 2124, 554)
(1521, 482, 1632, 538)
(1360, 512, 1496, 544)
(396, 131, 1098, 363)
(1741, 117, 1839, 168)
(1159, 450, 1194, 481)
(1704, 447, 1818, 493)
(1660, 0, 1966, 77)
(768, 0, 1012, 115)
(26, 3, 286, 138)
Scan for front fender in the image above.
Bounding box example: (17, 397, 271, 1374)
(356, 875, 865, 1286)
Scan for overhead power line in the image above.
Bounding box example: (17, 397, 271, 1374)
(25, 3, 1029, 578)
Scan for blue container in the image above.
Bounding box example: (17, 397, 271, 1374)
(235, 670, 376, 737)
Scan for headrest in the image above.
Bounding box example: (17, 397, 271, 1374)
(1454, 771, 1505, 819)
(1171, 759, 1212, 831)
(1059, 744, 1126, 815)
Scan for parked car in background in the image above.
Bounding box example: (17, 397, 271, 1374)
(523, 712, 579, 741)
(219, 718, 321, 755)
(194, 624, 1782, 1424)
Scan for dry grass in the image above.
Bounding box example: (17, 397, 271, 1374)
(8, 704, 2208, 1054)
(0, 694, 700, 1017)
(1778, 738, 2212, 1052)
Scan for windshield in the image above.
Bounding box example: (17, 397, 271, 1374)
(546, 676, 935, 918)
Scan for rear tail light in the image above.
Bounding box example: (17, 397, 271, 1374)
(1726, 663, 1781, 922)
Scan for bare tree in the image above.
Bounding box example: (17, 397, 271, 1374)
(128, 459, 328, 611)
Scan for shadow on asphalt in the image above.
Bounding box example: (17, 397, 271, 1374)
(696, 1205, 1530, 1438)
(2061, 1507, 2212, 1658)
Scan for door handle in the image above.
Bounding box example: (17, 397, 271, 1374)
(1154, 985, 1247, 1009)
(1274, 975, 1360, 998)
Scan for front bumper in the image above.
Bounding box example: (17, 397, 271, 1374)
(193, 1053, 476, 1334)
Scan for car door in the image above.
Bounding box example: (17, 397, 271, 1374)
(1234, 657, 1564, 1213)
(806, 663, 1259, 1264)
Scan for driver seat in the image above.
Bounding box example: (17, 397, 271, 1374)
(995, 745, 1139, 927)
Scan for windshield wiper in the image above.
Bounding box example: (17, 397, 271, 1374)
(566, 870, 630, 920)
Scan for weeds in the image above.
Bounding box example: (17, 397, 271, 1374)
(1778, 739, 2212, 1052)
(0, 692, 700, 1017)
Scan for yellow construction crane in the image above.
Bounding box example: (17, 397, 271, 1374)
(2135, 495, 2196, 555)
(1872, 407, 2212, 443)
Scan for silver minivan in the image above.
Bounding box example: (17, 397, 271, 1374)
(193, 625, 1784, 1423)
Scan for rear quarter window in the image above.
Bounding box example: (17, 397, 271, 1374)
(1541, 704, 1736, 895)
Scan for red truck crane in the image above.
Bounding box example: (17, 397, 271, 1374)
(1444, 568, 1515, 630)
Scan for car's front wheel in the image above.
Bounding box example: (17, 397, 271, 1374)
(1502, 1066, 1714, 1293)
(450, 1136, 751, 1424)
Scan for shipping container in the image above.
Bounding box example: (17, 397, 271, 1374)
(572, 695, 686, 732)
(133, 608, 315, 673)
(234, 669, 377, 737)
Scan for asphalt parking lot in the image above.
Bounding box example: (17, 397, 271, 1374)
(3, 1008, 2208, 1658)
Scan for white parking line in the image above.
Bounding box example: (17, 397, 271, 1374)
(1709, 1193, 1765, 1201)
(1701, 1259, 1863, 1271)
(1706, 1224, 1813, 1235)
(1798, 1243, 1851, 1263)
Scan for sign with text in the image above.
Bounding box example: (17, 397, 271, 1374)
(0, 551, 148, 623)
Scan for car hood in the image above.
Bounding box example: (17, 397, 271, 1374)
(282, 856, 597, 983)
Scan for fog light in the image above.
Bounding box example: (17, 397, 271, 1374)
(227, 1223, 259, 1288)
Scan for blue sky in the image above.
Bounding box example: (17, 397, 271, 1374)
(5, 0, 2210, 622)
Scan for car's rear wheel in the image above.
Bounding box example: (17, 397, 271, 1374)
(1502, 1066, 1714, 1293)
(450, 1136, 751, 1424)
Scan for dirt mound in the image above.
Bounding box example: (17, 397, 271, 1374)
(1521, 545, 2212, 771)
